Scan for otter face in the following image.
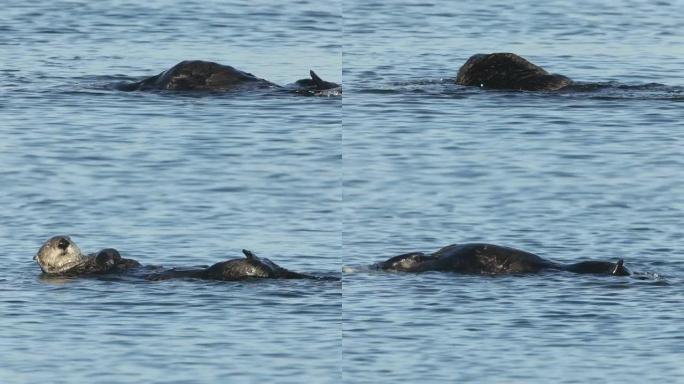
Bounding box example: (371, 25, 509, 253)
(34, 235, 85, 274)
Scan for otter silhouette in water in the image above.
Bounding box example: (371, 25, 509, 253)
(118, 60, 340, 95)
(456, 53, 572, 91)
(373, 243, 629, 276)
(34, 235, 321, 281)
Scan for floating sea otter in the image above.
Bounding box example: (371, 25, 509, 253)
(118, 60, 340, 95)
(34, 235, 328, 281)
(456, 53, 572, 91)
(372, 243, 630, 276)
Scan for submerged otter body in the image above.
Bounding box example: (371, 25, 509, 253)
(119, 60, 340, 95)
(374, 243, 630, 276)
(34, 235, 320, 281)
(147, 250, 314, 281)
(123, 60, 274, 91)
(456, 53, 572, 91)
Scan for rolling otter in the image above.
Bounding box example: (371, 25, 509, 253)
(456, 53, 572, 91)
(373, 243, 630, 276)
(118, 60, 340, 95)
(34, 235, 321, 281)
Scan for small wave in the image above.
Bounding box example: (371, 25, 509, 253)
(355, 77, 683, 101)
(629, 271, 670, 284)
(559, 81, 683, 100)
(342, 265, 375, 273)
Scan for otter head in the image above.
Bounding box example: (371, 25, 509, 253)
(456, 53, 571, 91)
(462, 53, 488, 68)
(376, 252, 432, 272)
(34, 235, 86, 274)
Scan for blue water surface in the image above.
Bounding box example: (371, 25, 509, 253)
(2, 0, 684, 383)
(0, 1, 341, 383)
(342, 1, 683, 383)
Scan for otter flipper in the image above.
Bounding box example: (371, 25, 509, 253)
(290, 70, 340, 94)
(309, 70, 340, 90)
(611, 259, 630, 276)
(310, 70, 325, 88)
(242, 250, 279, 273)
(242, 249, 277, 272)
(242, 249, 257, 261)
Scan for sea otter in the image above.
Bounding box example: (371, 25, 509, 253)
(34, 235, 321, 281)
(373, 243, 630, 276)
(118, 60, 340, 95)
(456, 53, 572, 91)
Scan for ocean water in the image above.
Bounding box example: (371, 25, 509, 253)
(1, 0, 683, 383)
(0, 1, 341, 383)
(342, 0, 683, 383)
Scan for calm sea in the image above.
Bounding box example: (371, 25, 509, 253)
(2, 0, 683, 383)
(0, 1, 341, 383)
(343, 0, 683, 383)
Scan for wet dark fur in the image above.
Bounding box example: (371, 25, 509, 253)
(146, 250, 314, 281)
(42, 237, 322, 281)
(52, 248, 141, 276)
(375, 243, 630, 276)
(456, 53, 572, 91)
(119, 60, 340, 94)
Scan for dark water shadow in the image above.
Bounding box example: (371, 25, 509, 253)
(31, 75, 342, 98)
(37, 269, 341, 285)
(343, 264, 668, 285)
(354, 77, 684, 101)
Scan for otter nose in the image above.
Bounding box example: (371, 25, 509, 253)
(57, 238, 70, 250)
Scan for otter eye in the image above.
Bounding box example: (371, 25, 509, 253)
(57, 238, 70, 250)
